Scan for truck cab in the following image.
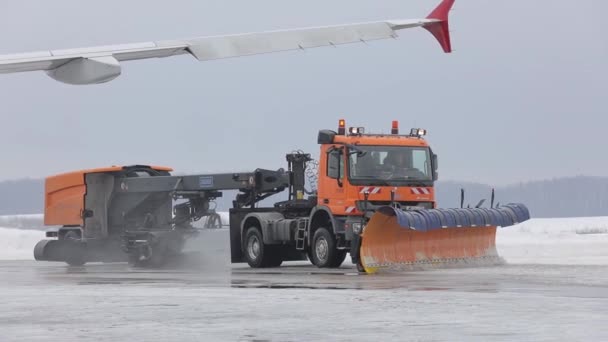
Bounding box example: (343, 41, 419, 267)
(297, 120, 439, 269)
(317, 120, 438, 215)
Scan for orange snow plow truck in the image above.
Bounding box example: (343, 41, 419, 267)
(35, 120, 530, 273)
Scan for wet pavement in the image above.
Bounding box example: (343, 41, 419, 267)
(1, 227, 608, 341)
(1, 259, 607, 342)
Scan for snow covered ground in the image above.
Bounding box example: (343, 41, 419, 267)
(0, 214, 47, 260)
(1, 214, 607, 341)
(0, 214, 44, 230)
(1, 213, 607, 266)
(498, 216, 608, 265)
(0, 227, 42, 260)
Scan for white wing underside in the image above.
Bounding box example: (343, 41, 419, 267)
(0, 19, 438, 84)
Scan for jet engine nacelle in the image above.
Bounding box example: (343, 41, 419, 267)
(45, 56, 121, 85)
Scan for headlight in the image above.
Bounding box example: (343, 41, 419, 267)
(418, 202, 434, 209)
(352, 222, 363, 234)
(409, 128, 427, 137)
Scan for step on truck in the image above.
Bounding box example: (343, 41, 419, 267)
(35, 120, 530, 272)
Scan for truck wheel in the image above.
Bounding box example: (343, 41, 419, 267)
(329, 250, 347, 268)
(129, 246, 166, 268)
(205, 213, 222, 229)
(311, 227, 342, 268)
(244, 227, 274, 268)
(129, 238, 168, 268)
(266, 246, 284, 267)
(64, 231, 85, 266)
(128, 252, 142, 267)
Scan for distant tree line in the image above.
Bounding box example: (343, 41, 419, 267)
(1, 176, 607, 218)
(436, 176, 608, 217)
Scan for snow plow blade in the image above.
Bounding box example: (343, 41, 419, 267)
(360, 204, 530, 273)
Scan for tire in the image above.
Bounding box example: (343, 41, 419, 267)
(205, 213, 222, 229)
(310, 227, 343, 268)
(128, 252, 141, 267)
(329, 250, 347, 268)
(129, 238, 168, 268)
(243, 226, 276, 268)
(266, 246, 284, 267)
(64, 231, 86, 266)
(148, 244, 168, 267)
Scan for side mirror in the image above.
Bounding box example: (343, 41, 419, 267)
(327, 149, 340, 179)
(432, 153, 439, 181)
(326, 147, 344, 187)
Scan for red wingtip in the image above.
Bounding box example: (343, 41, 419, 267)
(424, 0, 455, 53)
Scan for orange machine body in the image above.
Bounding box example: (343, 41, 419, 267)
(44, 166, 172, 226)
(317, 131, 435, 216)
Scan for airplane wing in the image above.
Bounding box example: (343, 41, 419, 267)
(0, 0, 454, 85)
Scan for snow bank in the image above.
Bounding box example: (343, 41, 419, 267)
(497, 217, 608, 265)
(0, 214, 606, 264)
(0, 227, 42, 260)
(0, 214, 44, 230)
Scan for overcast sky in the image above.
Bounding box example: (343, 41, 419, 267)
(0, 0, 606, 185)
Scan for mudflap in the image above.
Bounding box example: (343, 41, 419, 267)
(359, 204, 530, 273)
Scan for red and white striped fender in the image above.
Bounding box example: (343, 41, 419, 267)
(359, 186, 382, 194)
(345, 206, 358, 214)
(411, 187, 431, 195)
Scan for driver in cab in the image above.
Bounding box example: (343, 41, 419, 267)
(384, 151, 410, 170)
(382, 150, 424, 179)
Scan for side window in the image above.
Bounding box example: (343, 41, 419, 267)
(327, 149, 343, 179)
(412, 150, 429, 176)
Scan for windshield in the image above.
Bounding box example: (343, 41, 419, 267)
(348, 145, 432, 184)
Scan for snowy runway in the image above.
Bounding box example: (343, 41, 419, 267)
(0, 215, 607, 341)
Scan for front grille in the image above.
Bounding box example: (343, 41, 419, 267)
(356, 201, 433, 211)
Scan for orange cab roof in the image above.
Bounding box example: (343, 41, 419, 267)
(333, 134, 429, 147)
